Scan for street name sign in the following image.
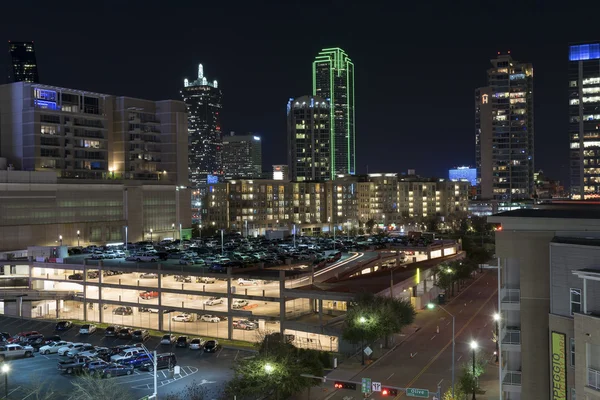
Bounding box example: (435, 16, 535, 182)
(406, 388, 429, 398)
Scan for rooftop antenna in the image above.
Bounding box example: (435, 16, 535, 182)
(198, 64, 204, 79)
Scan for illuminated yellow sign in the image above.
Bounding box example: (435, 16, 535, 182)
(551, 331, 567, 400)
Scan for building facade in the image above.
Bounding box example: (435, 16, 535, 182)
(0, 170, 191, 251)
(181, 64, 223, 187)
(313, 48, 355, 177)
(272, 165, 289, 181)
(287, 96, 331, 181)
(202, 175, 469, 234)
(475, 53, 534, 201)
(568, 43, 600, 199)
(488, 208, 600, 400)
(8, 41, 39, 83)
(0, 82, 188, 185)
(449, 166, 477, 186)
(222, 133, 262, 179)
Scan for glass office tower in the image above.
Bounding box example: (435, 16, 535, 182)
(313, 48, 355, 178)
(569, 43, 600, 199)
(475, 53, 534, 200)
(180, 64, 223, 187)
(8, 41, 39, 83)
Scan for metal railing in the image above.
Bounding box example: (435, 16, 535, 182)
(588, 368, 600, 390)
(503, 329, 521, 345)
(503, 371, 522, 386)
(501, 287, 520, 303)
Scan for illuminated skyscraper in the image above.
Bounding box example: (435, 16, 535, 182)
(287, 96, 331, 181)
(8, 41, 39, 83)
(180, 64, 223, 186)
(313, 48, 355, 178)
(475, 53, 534, 200)
(569, 42, 600, 199)
(222, 133, 262, 179)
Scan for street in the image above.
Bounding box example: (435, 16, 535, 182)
(324, 269, 498, 399)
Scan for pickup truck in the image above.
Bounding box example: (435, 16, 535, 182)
(57, 356, 92, 374)
(0, 344, 34, 361)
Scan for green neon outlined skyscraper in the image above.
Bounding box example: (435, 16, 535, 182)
(312, 47, 355, 179)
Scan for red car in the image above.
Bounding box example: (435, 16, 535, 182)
(9, 331, 41, 343)
(139, 291, 159, 299)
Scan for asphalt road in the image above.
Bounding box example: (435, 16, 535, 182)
(325, 269, 498, 399)
(0, 315, 254, 399)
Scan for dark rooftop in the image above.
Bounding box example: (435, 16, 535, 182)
(552, 236, 600, 247)
(492, 205, 600, 220)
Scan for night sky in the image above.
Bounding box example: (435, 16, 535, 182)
(3, 1, 599, 186)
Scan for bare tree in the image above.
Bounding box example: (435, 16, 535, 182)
(68, 374, 135, 400)
(163, 380, 210, 400)
(18, 373, 61, 400)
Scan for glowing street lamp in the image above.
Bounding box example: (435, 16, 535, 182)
(150, 229, 153, 243)
(264, 363, 274, 374)
(59, 235, 63, 246)
(470, 341, 478, 400)
(77, 230, 80, 247)
(2, 363, 9, 399)
(493, 313, 500, 362)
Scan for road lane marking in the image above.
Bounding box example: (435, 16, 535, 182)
(430, 335, 436, 341)
(457, 355, 462, 362)
(446, 321, 451, 326)
(395, 287, 498, 399)
(387, 372, 394, 380)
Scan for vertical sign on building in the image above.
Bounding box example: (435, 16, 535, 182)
(551, 331, 567, 400)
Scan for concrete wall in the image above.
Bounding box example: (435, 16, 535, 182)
(574, 313, 600, 400)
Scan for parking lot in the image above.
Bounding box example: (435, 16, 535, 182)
(0, 315, 254, 399)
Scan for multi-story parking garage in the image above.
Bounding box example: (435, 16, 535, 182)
(0, 240, 461, 353)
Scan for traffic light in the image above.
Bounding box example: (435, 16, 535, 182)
(333, 381, 357, 390)
(381, 387, 398, 396)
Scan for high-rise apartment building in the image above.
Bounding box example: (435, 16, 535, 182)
(222, 133, 262, 179)
(0, 82, 188, 185)
(475, 53, 534, 201)
(449, 166, 477, 186)
(287, 96, 331, 181)
(181, 64, 223, 186)
(7, 41, 39, 83)
(568, 42, 600, 199)
(313, 48, 355, 176)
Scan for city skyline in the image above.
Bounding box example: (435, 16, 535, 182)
(4, 3, 600, 187)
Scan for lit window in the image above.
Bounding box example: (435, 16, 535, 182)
(570, 288, 581, 315)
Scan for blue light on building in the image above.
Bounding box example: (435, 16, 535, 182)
(449, 166, 476, 186)
(570, 43, 600, 61)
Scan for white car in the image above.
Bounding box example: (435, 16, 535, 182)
(79, 324, 96, 335)
(67, 343, 93, 358)
(160, 334, 176, 345)
(200, 314, 220, 323)
(79, 346, 108, 358)
(232, 300, 249, 309)
(189, 338, 205, 350)
(172, 313, 192, 322)
(204, 297, 223, 306)
(58, 342, 82, 356)
(237, 278, 258, 286)
(39, 341, 72, 355)
(110, 348, 141, 362)
(114, 250, 125, 258)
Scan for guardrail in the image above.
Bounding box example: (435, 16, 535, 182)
(501, 287, 520, 303)
(503, 371, 522, 386)
(588, 368, 600, 390)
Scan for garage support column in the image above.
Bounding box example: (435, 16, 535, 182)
(83, 264, 88, 322)
(98, 262, 103, 323)
(227, 267, 233, 340)
(423, 275, 427, 293)
(158, 264, 163, 331)
(55, 299, 60, 319)
(279, 270, 285, 335)
(318, 299, 323, 326)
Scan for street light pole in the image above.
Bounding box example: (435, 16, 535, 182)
(428, 303, 455, 398)
(150, 229, 153, 243)
(470, 340, 478, 400)
(293, 223, 296, 249)
(2, 364, 9, 400)
(77, 230, 80, 247)
(59, 235, 63, 246)
(493, 313, 500, 363)
(221, 229, 224, 255)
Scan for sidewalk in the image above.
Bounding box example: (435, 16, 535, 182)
(475, 361, 501, 400)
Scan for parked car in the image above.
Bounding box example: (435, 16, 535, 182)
(139, 353, 177, 372)
(138, 307, 159, 313)
(232, 300, 249, 309)
(0, 332, 10, 342)
(160, 334, 176, 345)
(82, 359, 110, 376)
(174, 275, 192, 283)
(113, 307, 133, 316)
(198, 276, 216, 284)
(233, 320, 257, 330)
(105, 326, 121, 337)
(204, 297, 223, 306)
(55, 321, 73, 331)
(67, 344, 94, 358)
(139, 272, 158, 279)
(57, 356, 92, 374)
(79, 346, 109, 359)
(68, 273, 84, 280)
(132, 330, 150, 342)
(139, 291, 159, 299)
(9, 331, 41, 344)
(101, 363, 134, 378)
(175, 336, 189, 348)
(199, 314, 220, 323)
(79, 324, 96, 335)
(110, 348, 141, 362)
(118, 328, 134, 339)
(189, 338, 204, 350)
(57, 342, 80, 356)
(0, 344, 34, 361)
(203, 340, 220, 353)
(117, 353, 152, 368)
(171, 313, 193, 322)
(136, 254, 159, 263)
(39, 341, 72, 355)
(42, 335, 62, 345)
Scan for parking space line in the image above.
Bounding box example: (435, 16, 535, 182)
(216, 347, 223, 358)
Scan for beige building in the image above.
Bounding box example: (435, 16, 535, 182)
(489, 207, 600, 400)
(202, 174, 469, 234)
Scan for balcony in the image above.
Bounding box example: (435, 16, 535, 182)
(588, 368, 600, 391)
(501, 326, 521, 352)
(502, 369, 522, 393)
(500, 287, 520, 310)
